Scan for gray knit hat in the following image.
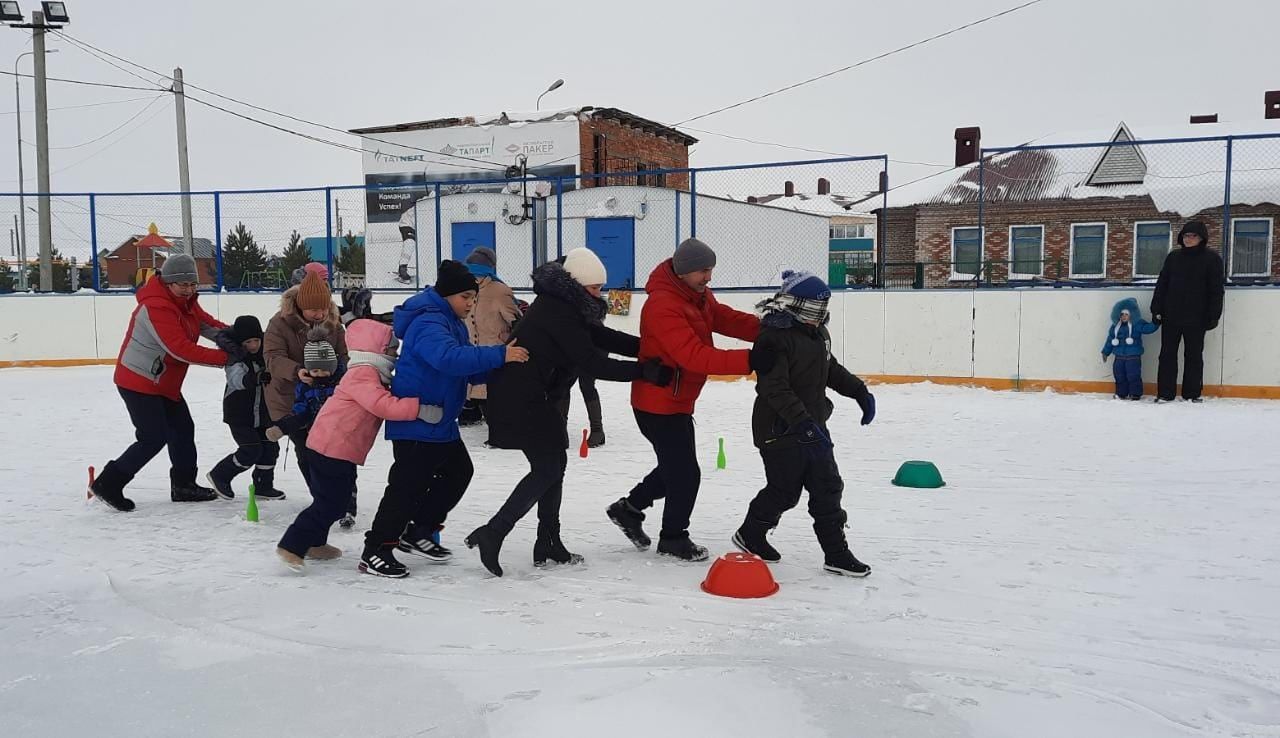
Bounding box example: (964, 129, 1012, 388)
(160, 253, 199, 284)
(465, 246, 497, 270)
(303, 326, 338, 374)
(672, 238, 716, 275)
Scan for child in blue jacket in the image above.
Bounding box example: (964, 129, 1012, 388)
(1101, 297, 1159, 400)
(358, 260, 529, 578)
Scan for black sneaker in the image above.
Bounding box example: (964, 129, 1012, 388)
(171, 481, 218, 503)
(338, 513, 356, 530)
(1128, 395, 1142, 401)
(823, 550, 871, 578)
(732, 528, 781, 563)
(1154, 397, 1175, 404)
(398, 536, 452, 562)
(358, 547, 409, 578)
(1189, 397, 1204, 404)
(606, 498, 651, 550)
(205, 471, 235, 501)
(656, 535, 709, 562)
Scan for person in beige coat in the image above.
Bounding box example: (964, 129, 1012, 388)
(263, 272, 354, 517)
(460, 247, 523, 427)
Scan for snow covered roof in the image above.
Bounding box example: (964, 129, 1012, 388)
(887, 119, 1280, 217)
(349, 107, 697, 145)
(752, 192, 880, 217)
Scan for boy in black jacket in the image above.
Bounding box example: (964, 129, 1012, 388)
(731, 271, 876, 577)
(206, 316, 281, 501)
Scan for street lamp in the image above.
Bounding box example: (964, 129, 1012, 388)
(12, 47, 56, 291)
(536, 78, 564, 110)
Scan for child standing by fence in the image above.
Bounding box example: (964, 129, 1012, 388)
(1101, 297, 1159, 401)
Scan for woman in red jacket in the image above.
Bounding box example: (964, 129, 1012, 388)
(606, 238, 771, 561)
(90, 255, 235, 511)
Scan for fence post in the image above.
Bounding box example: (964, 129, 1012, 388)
(674, 185, 681, 250)
(977, 152, 986, 263)
(213, 192, 223, 291)
(1222, 137, 1233, 280)
(433, 183, 442, 283)
(324, 188, 334, 284)
(555, 177, 564, 259)
(880, 157, 889, 289)
(89, 194, 100, 291)
(690, 169, 698, 238)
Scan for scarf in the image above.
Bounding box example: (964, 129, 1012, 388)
(348, 350, 396, 384)
(756, 293, 830, 329)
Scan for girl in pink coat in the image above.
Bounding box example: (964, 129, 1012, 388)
(276, 319, 440, 573)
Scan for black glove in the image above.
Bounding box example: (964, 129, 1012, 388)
(257, 370, 272, 386)
(214, 329, 247, 363)
(748, 344, 776, 375)
(1207, 319, 1219, 331)
(639, 358, 674, 387)
(789, 419, 833, 449)
(856, 391, 876, 426)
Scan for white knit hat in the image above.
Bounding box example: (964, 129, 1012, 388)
(562, 247, 607, 287)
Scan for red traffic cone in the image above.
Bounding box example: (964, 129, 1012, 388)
(87, 466, 95, 500)
(579, 428, 589, 458)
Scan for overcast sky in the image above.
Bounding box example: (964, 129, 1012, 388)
(1, 0, 1277, 197)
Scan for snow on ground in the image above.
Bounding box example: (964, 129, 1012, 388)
(1, 367, 1278, 738)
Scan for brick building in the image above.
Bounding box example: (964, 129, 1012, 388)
(884, 115, 1280, 288)
(100, 223, 217, 289)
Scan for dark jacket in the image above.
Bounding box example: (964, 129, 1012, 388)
(751, 315, 869, 451)
(263, 285, 348, 421)
(384, 287, 506, 443)
(222, 352, 270, 428)
(274, 371, 343, 436)
(1151, 227, 1225, 330)
(486, 262, 642, 452)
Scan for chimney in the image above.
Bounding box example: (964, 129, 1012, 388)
(784, 181, 795, 197)
(1267, 91, 1280, 120)
(817, 178, 830, 195)
(747, 196, 758, 204)
(955, 127, 981, 167)
(1189, 114, 1218, 124)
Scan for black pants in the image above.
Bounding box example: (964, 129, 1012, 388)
(278, 451, 355, 556)
(489, 448, 568, 535)
(365, 440, 473, 550)
(626, 411, 700, 540)
(1157, 325, 1207, 400)
(747, 445, 849, 555)
(577, 374, 599, 404)
(215, 425, 280, 476)
(114, 388, 198, 485)
(287, 428, 356, 514)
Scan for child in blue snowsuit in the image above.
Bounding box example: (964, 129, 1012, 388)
(1101, 297, 1159, 400)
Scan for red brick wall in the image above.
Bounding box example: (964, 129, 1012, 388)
(579, 117, 690, 190)
(884, 198, 1280, 288)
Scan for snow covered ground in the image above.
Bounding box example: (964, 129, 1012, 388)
(2, 367, 1278, 738)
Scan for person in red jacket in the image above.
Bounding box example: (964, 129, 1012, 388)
(90, 254, 237, 511)
(606, 238, 773, 561)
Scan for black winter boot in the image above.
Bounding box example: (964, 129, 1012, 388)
(251, 466, 285, 500)
(170, 470, 218, 503)
(657, 534, 709, 562)
(533, 524, 584, 567)
(585, 399, 605, 448)
(465, 524, 507, 577)
(732, 515, 781, 562)
(814, 510, 870, 577)
(823, 550, 871, 577)
(458, 400, 484, 427)
(207, 455, 247, 500)
(606, 498, 651, 550)
(90, 462, 135, 512)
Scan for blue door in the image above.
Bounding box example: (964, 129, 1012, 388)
(451, 221, 496, 262)
(585, 217, 635, 289)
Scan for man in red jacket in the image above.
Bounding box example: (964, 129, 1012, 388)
(91, 254, 237, 511)
(607, 238, 771, 561)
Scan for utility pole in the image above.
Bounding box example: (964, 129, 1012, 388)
(173, 67, 194, 254)
(32, 10, 52, 291)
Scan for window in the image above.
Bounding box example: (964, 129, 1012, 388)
(1070, 223, 1107, 278)
(830, 224, 869, 239)
(1133, 221, 1171, 277)
(1009, 225, 1044, 277)
(951, 227, 983, 279)
(1230, 218, 1272, 277)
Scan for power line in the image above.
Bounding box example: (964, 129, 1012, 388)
(679, 125, 953, 167)
(674, 0, 1048, 126)
(53, 31, 509, 172)
(0, 95, 157, 116)
(33, 95, 167, 151)
(182, 93, 368, 156)
(3, 98, 173, 183)
(0, 68, 165, 92)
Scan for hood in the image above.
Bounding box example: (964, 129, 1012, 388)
(393, 287, 453, 338)
(1110, 297, 1143, 323)
(644, 258, 704, 306)
(531, 261, 607, 325)
(345, 317, 396, 354)
(1177, 221, 1210, 248)
(137, 274, 194, 311)
(279, 284, 341, 330)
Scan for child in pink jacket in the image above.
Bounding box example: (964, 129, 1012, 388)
(276, 319, 441, 572)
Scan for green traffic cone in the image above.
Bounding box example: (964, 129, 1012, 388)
(716, 437, 726, 470)
(246, 482, 260, 522)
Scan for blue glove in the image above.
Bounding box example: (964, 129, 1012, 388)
(856, 392, 876, 426)
(790, 419, 833, 449)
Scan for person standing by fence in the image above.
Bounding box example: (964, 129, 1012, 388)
(1150, 221, 1224, 403)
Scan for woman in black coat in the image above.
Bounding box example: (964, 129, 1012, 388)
(466, 249, 672, 576)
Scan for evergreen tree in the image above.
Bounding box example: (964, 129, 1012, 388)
(26, 245, 79, 292)
(279, 230, 312, 277)
(0, 258, 15, 291)
(222, 222, 267, 288)
(335, 231, 365, 275)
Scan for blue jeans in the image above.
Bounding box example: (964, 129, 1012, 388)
(1112, 356, 1143, 398)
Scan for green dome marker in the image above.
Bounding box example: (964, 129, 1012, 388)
(892, 461, 946, 489)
